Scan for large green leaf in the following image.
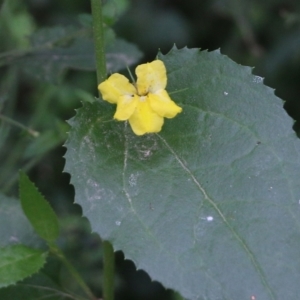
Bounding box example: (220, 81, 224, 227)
(0, 244, 47, 288)
(64, 47, 300, 299)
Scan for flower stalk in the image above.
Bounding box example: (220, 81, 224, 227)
(91, 0, 107, 84)
(49, 243, 96, 300)
(0, 113, 39, 137)
(90, 1, 115, 300)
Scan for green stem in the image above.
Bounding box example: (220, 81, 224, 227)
(0, 113, 39, 137)
(49, 244, 97, 300)
(91, 0, 107, 84)
(102, 241, 115, 300)
(90, 2, 114, 300)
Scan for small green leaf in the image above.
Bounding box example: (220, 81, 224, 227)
(0, 193, 42, 248)
(19, 171, 59, 242)
(0, 244, 47, 288)
(0, 272, 70, 300)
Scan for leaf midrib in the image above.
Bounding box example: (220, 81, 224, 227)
(156, 133, 276, 300)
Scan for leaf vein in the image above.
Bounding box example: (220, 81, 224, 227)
(156, 133, 276, 300)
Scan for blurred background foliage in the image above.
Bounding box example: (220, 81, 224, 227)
(0, 0, 299, 299)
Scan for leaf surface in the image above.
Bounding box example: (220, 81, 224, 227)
(17, 37, 142, 83)
(0, 193, 42, 248)
(19, 171, 59, 242)
(0, 244, 47, 288)
(65, 47, 300, 300)
(17, 28, 142, 83)
(0, 24, 142, 83)
(0, 272, 70, 300)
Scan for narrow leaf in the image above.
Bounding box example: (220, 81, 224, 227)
(19, 171, 59, 242)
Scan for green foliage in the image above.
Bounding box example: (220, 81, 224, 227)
(19, 171, 59, 243)
(0, 193, 41, 248)
(0, 0, 35, 50)
(103, 0, 130, 25)
(0, 23, 142, 83)
(106, 39, 143, 73)
(1, 0, 300, 299)
(0, 244, 47, 288)
(0, 272, 70, 300)
(65, 47, 300, 299)
(23, 125, 68, 159)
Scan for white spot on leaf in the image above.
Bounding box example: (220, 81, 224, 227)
(253, 76, 263, 83)
(129, 173, 139, 187)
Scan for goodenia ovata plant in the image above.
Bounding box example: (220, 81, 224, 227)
(65, 47, 300, 300)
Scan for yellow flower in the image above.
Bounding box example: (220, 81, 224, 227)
(98, 60, 182, 136)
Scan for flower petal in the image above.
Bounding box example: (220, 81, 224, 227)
(148, 90, 182, 118)
(136, 60, 167, 95)
(128, 100, 164, 135)
(98, 73, 136, 104)
(114, 95, 138, 120)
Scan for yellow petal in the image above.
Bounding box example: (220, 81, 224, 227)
(136, 60, 167, 95)
(114, 95, 138, 120)
(148, 90, 182, 118)
(128, 99, 164, 135)
(98, 73, 136, 104)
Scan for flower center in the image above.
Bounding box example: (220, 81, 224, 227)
(134, 84, 149, 97)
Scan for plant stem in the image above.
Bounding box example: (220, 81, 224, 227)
(49, 244, 96, 300)
(91, 0, 107, 84)
(0, 113, 39, 137)
(102, 241, 115, 300)
(90, 2, 115, 300)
